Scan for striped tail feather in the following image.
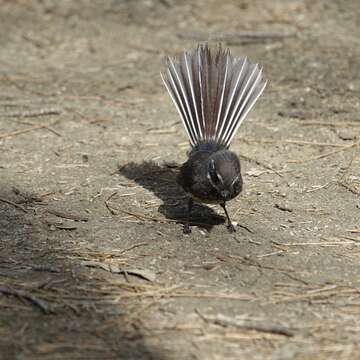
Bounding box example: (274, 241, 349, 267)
(161, 44, 266, 148)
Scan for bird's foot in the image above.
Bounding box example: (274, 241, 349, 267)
(183, 223, 192, 234)
(227, 223, 236, 233)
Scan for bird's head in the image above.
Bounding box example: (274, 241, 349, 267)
(206, 151, 242, 202)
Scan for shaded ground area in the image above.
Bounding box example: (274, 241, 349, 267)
(0, 1, 359, 359)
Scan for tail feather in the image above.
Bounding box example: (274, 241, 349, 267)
(161, 44, 266, 148)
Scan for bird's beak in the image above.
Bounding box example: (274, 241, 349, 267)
(220, 190, 230, 200)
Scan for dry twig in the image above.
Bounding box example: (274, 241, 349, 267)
(0, 196, 27, 212)
(46, 208, 89, 222)
(198, 312, 294, 337)
(288, 141, 359, 163)
(1, 108, 61, 118)
(0, 121, 60, 140)
(0, 287, 50, 313)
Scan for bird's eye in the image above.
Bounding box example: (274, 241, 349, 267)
(233, 180, 239, 189)
(232, 178, 241, 192)
(210, 170, 221, 184)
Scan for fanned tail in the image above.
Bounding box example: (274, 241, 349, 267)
(161, 44, 266, 148)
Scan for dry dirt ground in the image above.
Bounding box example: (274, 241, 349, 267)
(0, 1, 359, 359)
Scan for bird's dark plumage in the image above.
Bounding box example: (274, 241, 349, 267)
(161, 44, 266, 233)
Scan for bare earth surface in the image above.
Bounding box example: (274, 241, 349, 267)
(0, 1, 359, 359)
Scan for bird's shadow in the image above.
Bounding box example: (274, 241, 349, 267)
(119, 161, 225, 232)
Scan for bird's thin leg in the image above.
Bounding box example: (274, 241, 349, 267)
(221, 202, 236, 233)
(183, 197, 193, 234)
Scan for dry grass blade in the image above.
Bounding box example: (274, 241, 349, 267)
(81, 261, 156, 282)
(46, 208, 89, 222)
(196, 331, 285, 342)
(240, 154, 283, 177)
(0, 287, 50, 313)
(273, 240, 358, 246)
(298, 120, 360, 128)
(288, 141, 359, 163)
(1, 108, 61, 118)
(118, 242, 149, 254)
(271, 286, 360, 304)
(0, 197, 27, 212)
(0, 121, 60, 139)
(199, 313, 294, 337)
(240, 137, 351, 148)
(214, 252, 309, 284)
(347, 229, 360, 234)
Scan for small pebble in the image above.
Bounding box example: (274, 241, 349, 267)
(338, 130, 357, 141)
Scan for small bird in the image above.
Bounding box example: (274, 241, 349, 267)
(161, 44, 266, 233)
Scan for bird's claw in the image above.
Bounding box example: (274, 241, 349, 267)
(183, 223, 192, 234)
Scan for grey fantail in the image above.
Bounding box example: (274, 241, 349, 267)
(161, 44, 266, 233)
